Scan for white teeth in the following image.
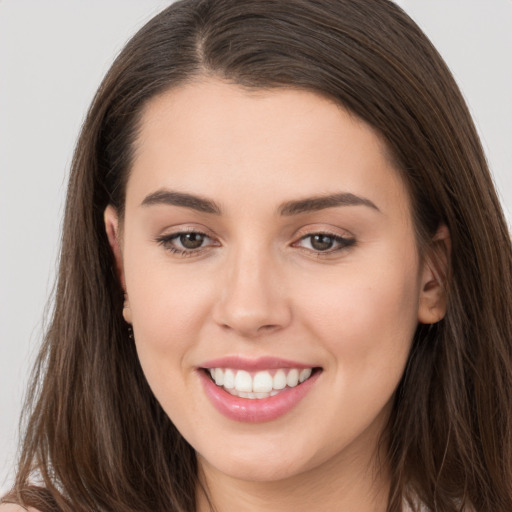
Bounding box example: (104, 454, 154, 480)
(286, 369, 299, 387)
(214, 368, 224, 386)
(253, 371, 273, 393)
(206, 367, 315, 397)
(234, 370, 252, 392)
(223, 369, 235, 389)
(299, 368, 312, 383)
(273, 369, 287, 390)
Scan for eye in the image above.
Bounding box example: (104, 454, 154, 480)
(156, 230, 218, 256)
(175, 232, 207, 249)
(294, 232, 355, 253)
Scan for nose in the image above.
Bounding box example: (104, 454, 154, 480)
(212, 246, 292, 338)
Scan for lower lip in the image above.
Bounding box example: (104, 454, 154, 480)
(199, 369, 321, 423)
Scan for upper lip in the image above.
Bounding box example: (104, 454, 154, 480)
(199, 356, 320, 371)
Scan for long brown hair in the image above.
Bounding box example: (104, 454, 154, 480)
(3, 1, 512, 511)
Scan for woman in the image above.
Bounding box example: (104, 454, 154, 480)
(2, 0, 512, 511)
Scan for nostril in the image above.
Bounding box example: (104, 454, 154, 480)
(257, 324, 280, 333)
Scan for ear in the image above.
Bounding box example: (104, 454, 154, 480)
(104, 205, 132, 324)
(417, 225, 451, 324)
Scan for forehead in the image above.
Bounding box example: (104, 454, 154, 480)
(127, 79, 410, 220)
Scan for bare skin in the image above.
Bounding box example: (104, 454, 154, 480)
(103, 79, 448, 512)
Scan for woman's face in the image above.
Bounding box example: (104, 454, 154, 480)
(106, 79, 444, 484)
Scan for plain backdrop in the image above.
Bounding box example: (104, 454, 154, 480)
(1, 0, 511, 494)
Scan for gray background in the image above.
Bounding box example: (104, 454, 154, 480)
(1, 0, 511, 493)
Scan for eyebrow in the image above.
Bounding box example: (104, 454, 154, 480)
(141, 190, 222, 214)
(278, 192, 380, 216)
(140, 189, 380, 215)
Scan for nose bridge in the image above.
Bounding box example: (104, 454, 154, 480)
(213, 239, 291, 336)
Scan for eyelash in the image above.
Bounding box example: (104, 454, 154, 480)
(155, 231, 355, 257)
(156, 231, 216, 257)
(293, 232, 356, 255)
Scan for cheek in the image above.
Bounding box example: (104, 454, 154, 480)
(126, 267, 217, 429)
(298, 247, 421, 372)
(294, 251, 421, 436)
(124, 253, 215, 384)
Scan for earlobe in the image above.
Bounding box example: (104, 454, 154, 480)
(417, 225, 451, 324)
(122, 292, 132, 324)
(104, 205, 132, 324)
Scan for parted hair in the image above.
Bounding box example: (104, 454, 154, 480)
(3, 1, 512, 511)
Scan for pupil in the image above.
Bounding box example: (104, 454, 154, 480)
(311, 234, 333, 251)
(180, 233, 204, 249)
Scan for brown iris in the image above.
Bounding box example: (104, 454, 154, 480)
(179, 233, 205, 249)
(310, 234, 335, 251)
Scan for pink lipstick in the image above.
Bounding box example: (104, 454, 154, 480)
(198, 357, 322, 423)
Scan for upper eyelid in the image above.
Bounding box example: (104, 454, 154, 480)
(155, 226, 354, 249)
(292, 225, 354, 241)
(155, 232, 218, 258)
(297, 232, 351, 241)
(157, 231, 216, 245)
(293, 232, 354, 248)
(156, 228, 351, 240)
(155, 225, 217, 240)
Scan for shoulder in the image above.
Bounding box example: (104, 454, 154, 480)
(0, 504, 41, 512)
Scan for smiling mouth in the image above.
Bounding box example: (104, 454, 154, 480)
(203, 367, 321, 399)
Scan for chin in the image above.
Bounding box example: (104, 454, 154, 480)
(204, 455, 311, 483)
(196, 433, 325, 483)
